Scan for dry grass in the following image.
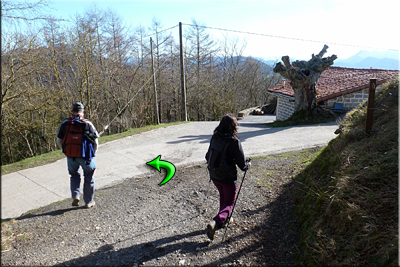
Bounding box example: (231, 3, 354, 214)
(294, 78, 398, 266)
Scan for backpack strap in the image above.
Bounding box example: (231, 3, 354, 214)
(79, 119, 97, 144)
(62, 118, 73, 150)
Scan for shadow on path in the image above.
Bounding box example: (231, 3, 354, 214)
(166, 125, 291, 145)
(55, 180, 298, 266)
(167, 119, 338, 146)
(55, 229, 209, 266)
(2, 207, 86, 223)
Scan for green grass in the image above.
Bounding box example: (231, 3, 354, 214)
(251, 148, 323, 189)
(1, 121, 189, 175)
(267, 107, 340, 128)
(293, 78, 399, 266)
(1, 219, 16, 250)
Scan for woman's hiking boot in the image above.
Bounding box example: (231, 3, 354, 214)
(207, 220, 218, 240)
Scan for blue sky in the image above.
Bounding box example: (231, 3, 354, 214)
(17, 0, 400, 60)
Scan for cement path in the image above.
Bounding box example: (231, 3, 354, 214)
(1, 115, 339, 220)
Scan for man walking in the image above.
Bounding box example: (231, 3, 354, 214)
(57, 102, 99, 208)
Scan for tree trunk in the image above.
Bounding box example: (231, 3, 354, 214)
(273, 45, 337, 112)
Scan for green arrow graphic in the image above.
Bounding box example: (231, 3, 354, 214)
(146, 155, 176, 185)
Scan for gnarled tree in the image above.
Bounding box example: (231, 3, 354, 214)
(273, 45, 337, 112)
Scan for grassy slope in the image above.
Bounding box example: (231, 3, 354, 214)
(294, 78, 399, 265)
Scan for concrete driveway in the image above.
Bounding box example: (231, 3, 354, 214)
(1, 115, 339, 220)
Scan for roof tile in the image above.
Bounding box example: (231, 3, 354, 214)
(268, 66, 399, 102)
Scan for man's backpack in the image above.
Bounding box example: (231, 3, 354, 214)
(62, 117, 96, 162)
(207, 136, 234, 180)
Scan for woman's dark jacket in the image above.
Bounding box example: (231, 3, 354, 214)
(205, 133, 249, 184)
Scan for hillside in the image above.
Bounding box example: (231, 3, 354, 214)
(294, 78, 399, 265)
(334, 50, 399, 70)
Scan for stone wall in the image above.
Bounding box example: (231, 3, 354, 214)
(275, 85, 384, 121)
(325, 85, 384, 109)
(276, 96, 295, 121)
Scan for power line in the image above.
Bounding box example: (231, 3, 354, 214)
(182, 23, 399, 52)
(144, 24, 179, 39)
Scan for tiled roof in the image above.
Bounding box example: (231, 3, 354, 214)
(268, 66, 399, 102)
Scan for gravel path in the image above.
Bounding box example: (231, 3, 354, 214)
(1, 152, 304, 266)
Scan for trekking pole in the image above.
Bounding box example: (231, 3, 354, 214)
(221, 158, 251, 243)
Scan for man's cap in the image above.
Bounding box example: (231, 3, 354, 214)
(72, 102, 84, 111)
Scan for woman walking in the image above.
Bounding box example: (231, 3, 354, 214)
(205, 114, 251, 240)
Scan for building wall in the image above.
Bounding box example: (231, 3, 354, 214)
(325, 85, 384, 109)
(276, 96, 295, 121)
(276, 85, 384, 121)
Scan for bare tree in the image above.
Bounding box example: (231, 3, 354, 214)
(1, 30, 60, 163)
(273, 45, 337, 112)
(149, 17, 172, 123)
(101, 8, 140, 131)
(1, 0, 62, 30)
(164, 38, 180, 122)
(184, 19, 218, 120)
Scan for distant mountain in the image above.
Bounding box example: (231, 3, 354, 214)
(334, 50, 399, 70)
(257, 58, 279, 67)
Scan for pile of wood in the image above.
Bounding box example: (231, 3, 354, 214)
(252, 108, 264, 115)
(251, 97, 277, 115)
(262, 97, 277, 114)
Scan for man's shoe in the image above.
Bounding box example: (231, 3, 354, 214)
(72, 197, 80, 207)
(207, 220, 217, 241)
(85, 201, 95, 208)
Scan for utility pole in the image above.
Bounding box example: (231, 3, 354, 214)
(150, 37, 160, 124)
(179, 22, 187, 121)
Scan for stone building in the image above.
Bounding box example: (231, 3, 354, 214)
(267, 66, 399, 121)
